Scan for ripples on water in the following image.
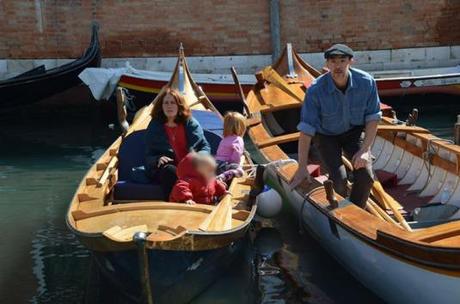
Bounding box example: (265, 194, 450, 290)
(0, 87, 458, 303)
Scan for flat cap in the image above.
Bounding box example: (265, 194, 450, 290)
(324, 44, 354, 59)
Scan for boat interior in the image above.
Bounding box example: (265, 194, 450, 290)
(261, 109, 460, 227)
(67, 47, 256, 247)
(244, 44, 460, 236)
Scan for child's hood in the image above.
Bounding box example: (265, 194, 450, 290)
(176, 153, 202, 180)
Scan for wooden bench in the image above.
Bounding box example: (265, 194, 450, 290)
(256, 132, 300, 148)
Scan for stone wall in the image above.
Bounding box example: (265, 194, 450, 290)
(2, 45, 459, 79)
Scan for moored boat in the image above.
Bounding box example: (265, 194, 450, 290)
(0, 23, 101, 109)
(240, 45, 460, 304)
(89, 46, 460, 112)
(66, 46, 258, 303)
(373, 66, 460, 97)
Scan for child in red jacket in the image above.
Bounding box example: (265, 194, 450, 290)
(169, 152, 227, 205)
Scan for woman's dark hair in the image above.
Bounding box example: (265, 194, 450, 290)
(151, 87, 191, 124)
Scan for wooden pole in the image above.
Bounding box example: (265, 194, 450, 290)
(454, 115, 460, 145)
(230, 66, 251, 116)
(324, 180, 339, 209)
(116, 87, 129, 136)
(133, 232, 154, 304)
(269, 0, 281, 64)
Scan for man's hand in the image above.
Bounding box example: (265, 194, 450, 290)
(352, 148, 371, 169)
(290, 167, 312, 190)
(157, 156, 174, 167)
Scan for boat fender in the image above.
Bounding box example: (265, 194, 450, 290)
(256, 186, 283, 218)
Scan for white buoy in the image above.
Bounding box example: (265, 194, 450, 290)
(256, 187, 283, 218)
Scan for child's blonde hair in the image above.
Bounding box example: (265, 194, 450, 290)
(223, 112, 246, 137)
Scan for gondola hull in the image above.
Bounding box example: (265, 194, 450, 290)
(0, 24, 101, 109)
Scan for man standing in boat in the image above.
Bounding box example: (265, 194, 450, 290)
(291, 44, 381, 208)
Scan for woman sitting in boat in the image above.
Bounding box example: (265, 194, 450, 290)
(144, 88, 210, 199)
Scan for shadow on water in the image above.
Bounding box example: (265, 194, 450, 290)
(0, 87, 459, 303)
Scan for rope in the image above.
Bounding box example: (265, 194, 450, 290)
(419, 138, 454, 193)
(298, 188, 322, 235)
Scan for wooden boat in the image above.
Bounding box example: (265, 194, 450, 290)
(0, 23, 101, 109)
(114, 47, 459, 112)
(239, 45, 460, 303)
(373, 66, 460, 97)
(66, 46, 257, 303)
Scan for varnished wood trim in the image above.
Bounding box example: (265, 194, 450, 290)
(257, 132, 300, 148)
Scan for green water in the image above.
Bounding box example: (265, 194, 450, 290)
(0, 87, 458, 303)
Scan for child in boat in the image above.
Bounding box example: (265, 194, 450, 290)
(170, 152, 227, 205)
(215, 112, 246, 183)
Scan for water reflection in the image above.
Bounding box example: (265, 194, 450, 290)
(0, 88, 458, 303)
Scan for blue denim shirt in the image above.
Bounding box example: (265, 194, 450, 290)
(297, 68, 382, 136)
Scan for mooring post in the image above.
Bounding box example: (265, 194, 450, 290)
(269, 0, 281, 64)
(455, 115, 460, 145)
(116, 87, 129, 136)
(324, 179, 339, 209)
(133, 232, 154, 304)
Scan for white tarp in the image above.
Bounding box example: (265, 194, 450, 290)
(78, 64, 134, 100)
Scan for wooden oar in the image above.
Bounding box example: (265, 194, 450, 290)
(230, 66, 251, 116)
(341, 156, 412, 232)
(260, 66, 305, 102)
(344, 179, 389, 222)
(198, 194, 233, 231)
(372, 181, 412, 231)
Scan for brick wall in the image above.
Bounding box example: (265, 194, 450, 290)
(0, 0, 459, 59)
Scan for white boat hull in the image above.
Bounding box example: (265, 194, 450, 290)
(265, 166, 460, 304)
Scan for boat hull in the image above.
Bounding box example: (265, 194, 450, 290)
(0, 24, 101, 109)
(117, 71, 460, 114)
(92, 240, 243, 303)
(377, 73, 460, 97)
(118, 74, 250, 114)
(264, 166, 460, 304)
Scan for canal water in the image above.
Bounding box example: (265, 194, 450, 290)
(0, 86, 458, 303)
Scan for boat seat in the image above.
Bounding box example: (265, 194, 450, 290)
(113, 127, 223, 201)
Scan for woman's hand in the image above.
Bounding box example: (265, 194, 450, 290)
(185, 199, 196, 205)
(157, 156, 174, 167)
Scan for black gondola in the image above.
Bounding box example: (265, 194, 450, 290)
(0, 23, 101, 109)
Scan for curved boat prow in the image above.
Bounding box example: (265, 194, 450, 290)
(67, 45, 257, 303)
